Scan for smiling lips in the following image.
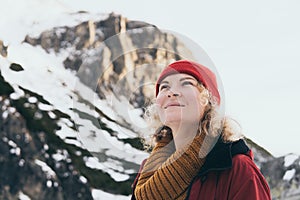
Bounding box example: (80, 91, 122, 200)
(164, 102, 185, 109)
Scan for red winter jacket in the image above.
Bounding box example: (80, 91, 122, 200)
(131, 139, 271, 200)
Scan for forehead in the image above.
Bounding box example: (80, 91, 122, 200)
(160, 73, 197, 83)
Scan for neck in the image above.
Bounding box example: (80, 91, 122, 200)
(169, 122, 199, 150)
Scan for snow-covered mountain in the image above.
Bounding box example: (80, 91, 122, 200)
(0, 11, 192, 199)
(0, 10, 299, 200)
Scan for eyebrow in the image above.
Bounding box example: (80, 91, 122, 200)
(160, 80, 169, 84)
(179, 77, 197, 81)
(160, 76, 197, 84)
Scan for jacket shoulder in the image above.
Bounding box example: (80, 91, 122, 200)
(229, 154, 271, 199)
(231, 153, 257, 174)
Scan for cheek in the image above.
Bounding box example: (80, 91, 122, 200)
(190, 94, 205, 116)
(155, 93, 165, 107)
(155, 95, 167, 121)
(154, 96, 163, 113)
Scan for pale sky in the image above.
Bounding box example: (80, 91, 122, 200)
(1, 0, 300, 156)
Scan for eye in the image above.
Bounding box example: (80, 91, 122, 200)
(182, 80, 197, 86)
(159, 84, 170, 91)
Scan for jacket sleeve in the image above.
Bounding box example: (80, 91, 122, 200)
(229, 154, 271, 200)
(134, 133, 210, 200)
(131, 159, 147, 200)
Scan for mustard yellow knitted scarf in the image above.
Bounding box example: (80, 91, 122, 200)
(134, 129, 210, 200)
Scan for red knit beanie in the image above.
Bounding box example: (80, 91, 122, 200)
(155, 60, 220, 105)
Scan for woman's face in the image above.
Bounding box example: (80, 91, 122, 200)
(155, 73, 207, 128)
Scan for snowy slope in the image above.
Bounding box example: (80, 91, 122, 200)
(1, 1, 150, 199)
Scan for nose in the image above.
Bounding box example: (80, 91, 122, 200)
(167, 90, 181, 98)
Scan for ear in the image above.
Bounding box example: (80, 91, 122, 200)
(200, 97, 208, 106)
(199, 88, 210, 105)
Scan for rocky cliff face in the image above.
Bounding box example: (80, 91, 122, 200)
(0, 12, 299, 200)
(0, 74, 92, 199)
(23, 13, 191, 107)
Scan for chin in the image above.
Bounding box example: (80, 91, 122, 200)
(163, 118, 182, 126)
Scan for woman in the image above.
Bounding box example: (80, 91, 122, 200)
(131, 60, 271, 200)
